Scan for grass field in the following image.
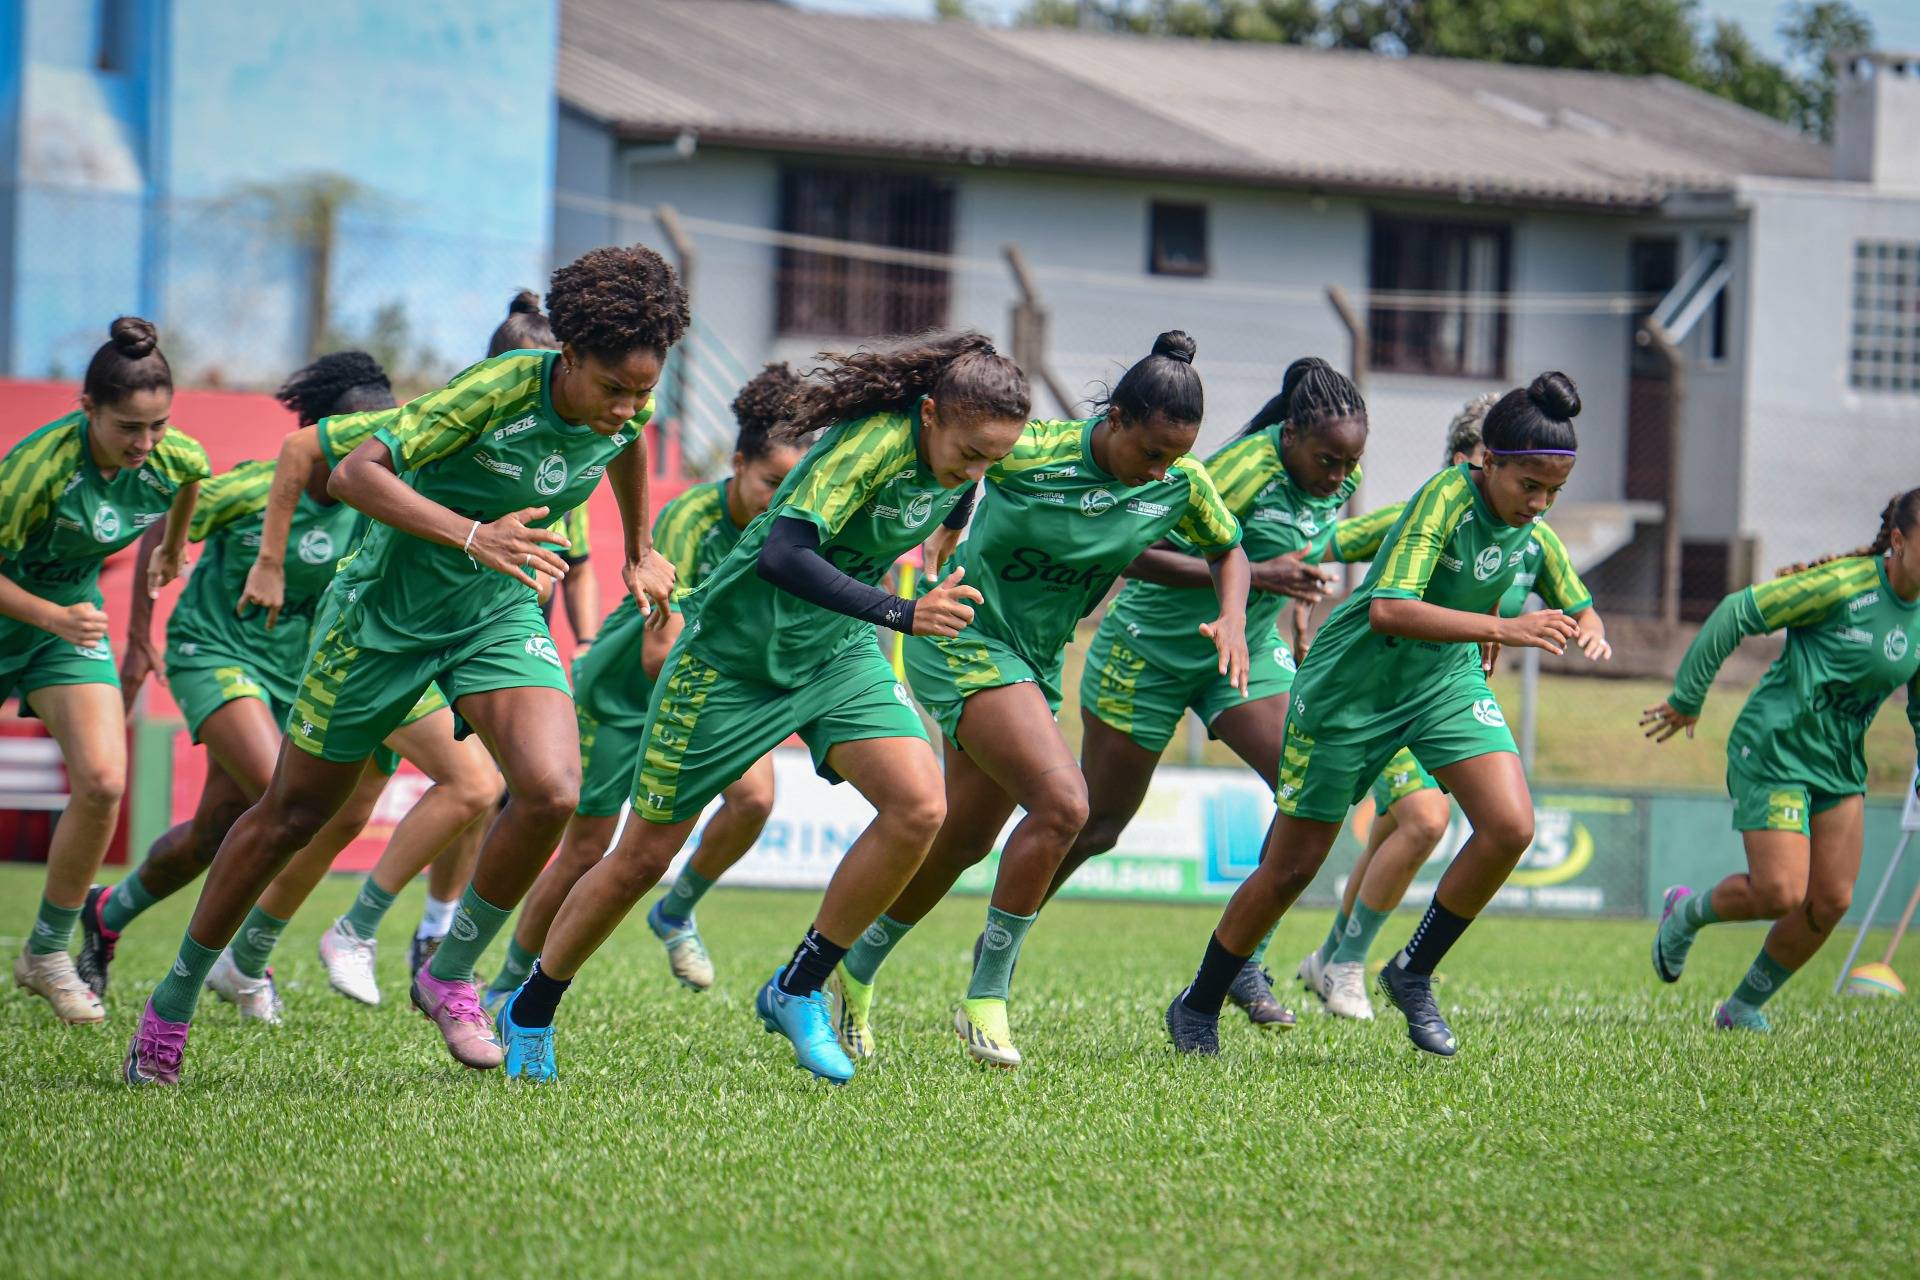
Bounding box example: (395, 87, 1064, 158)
(4, 865, 1918, 1278)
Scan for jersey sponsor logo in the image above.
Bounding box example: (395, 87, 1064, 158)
(1438, 554, 1463, 573)
(73, 641, 111, 661)
(534, 453, 569, 497)
(54, 517, 84, 533)
(62, 471, 84, 495)
(471, 450, 523, 479)
(1473, 547, 1504, 581)
(1126, 498, 1171, 519)
(1524, 540, 1540, 558)
(492, 415, 539, 443)
(871, 503, 900, 520)
(91, 505, 122, 542)
(1507, 549, 1525, 567)
(524, 634, 563, 667)
(903, 492, 935, 529)
(1850, 592, 1880, 612)
(1081, 489, 1116, 516)
(1001, 546, 1113, 591)
(1034, 492, 1067, 506)
(137, 467, 171, 493)
(1888, 630, 1910, 662)
(133, 511, 163, 530)
(610, 432, 629, 447)
(1471, 697, 1506, 727)
(296, 528, 336, 565)
(1838, 626, 1873, 645)
(1032, 467, 1078, 482)
(580, 464, 606, 481)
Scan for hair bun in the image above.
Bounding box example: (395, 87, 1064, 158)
(1151, 330, 1196, 365)
(508, 289, 543, 316)
(1527, 371, 1581, 422)
(110, 315, 158, 359)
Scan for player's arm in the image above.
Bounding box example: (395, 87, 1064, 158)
(243, 427, 325, 630)
(920, 482, 976, 578)
(147, 481, 199, 598)
(641, 609, 684, 681)
(608, 439, 672, 619)
(1320, 502, 1405, 565)
(1172, 457, 1251, 694)
(1531, 523, 1609, 661)
(120, 523, 167, 710)
(558, 507, 599, 644)
(0, 451, 106, 647)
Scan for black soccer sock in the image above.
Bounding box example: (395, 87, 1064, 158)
(507, 962, 572, 1028)
(1398, 898, 1473, 976)
(1180, 932, 1251, 1018)
(777, 927, 848, 997)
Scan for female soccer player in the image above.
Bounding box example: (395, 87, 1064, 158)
(1645, 488, 1920, 1031)
(1165, 372, 1595, 1058)
(483, 363, 806, 1009)
(122, 246, 684, 1084)
(1296, 393, 1610, 1019)
(497, 331, 1030, 1085)
(832, 331, 1250, 1069)
(1028, 357, 1368, 1031)
(0, 318, 207, 1024)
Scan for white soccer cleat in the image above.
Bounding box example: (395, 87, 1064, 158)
(1296, 949, 1328, 1005)
(1320, 960, 1375, 1020)
(205, 949, 284, 1024)
(14, 945, 105, 1025)
(318, 918, 381, 1006)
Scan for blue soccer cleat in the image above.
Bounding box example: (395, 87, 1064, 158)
(495, 988, 558, 1083)
(755, 970, 855, 1084)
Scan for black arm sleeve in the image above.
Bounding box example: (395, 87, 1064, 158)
(757, 516, 916, 632)
(942, 482, 978, 530)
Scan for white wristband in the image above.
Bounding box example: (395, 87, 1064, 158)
(464, 520, 481, 567)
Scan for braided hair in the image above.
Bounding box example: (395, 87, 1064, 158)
(1090, 331, 1202, 426)
(1777, 488, 1920, 577)
(1237, 356, 1366, 439)
(780, 330, 1029, 442)
(275, 351, 394, 425)
(729, 362, 800, 460)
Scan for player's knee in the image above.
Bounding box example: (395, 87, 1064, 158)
(262, 793, 336, 849)
(507, 771, 580, 830)
(1805, 882, 1852, 932)
(606, 844, 673, 901)
(1029, 781, 1090, 850)
(448, 768, 505, 821)
(1072, 809, 1128, 860)
(1396, 794, 1451, 848)
(882, 784, 947, 850)
(66, 761, 125, 811)
(1478, 805, 1534, 858)
(191, 800, 250, 866)
(1750, 872, 1805, 918)
(724, 778, 775, 828)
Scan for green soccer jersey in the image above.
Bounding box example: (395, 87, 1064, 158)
(1102, 422, 1338, 671)
(589, 477, 743, 643)
(0, 411, 210, 607)
(325, 351, 648, 649)
(1328, 500, 1590, 619)
(1292, 464, 1555, 738)
(1671, 556, 1920, 795)
(684, 401, 969, 687)
(947, 415, 1240, 664)
(167, 459, 362, 670)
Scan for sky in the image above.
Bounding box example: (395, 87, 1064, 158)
(790, 0, 1920, 63)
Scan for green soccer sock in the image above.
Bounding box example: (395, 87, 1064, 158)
(1317, 909, 1350, 965)
(842, 914, 914, 985)
(100, 871, 163, 934)
(1331, 901, 1392, 965)
(657, 867, 714, 925)
(151, 934, 223, 1023)
(1729, 947, 1797, 1010)
(1248, 924, 1277, 967)
(229, 906, 289, 979)
(427, 886, 513, 985)
(965, 906, 1037, 1002)
(487, 936, 538, 995)
(339, 876, 398, 942)
(1681, 892, 1722, 933)
(28, 897, 81, 955)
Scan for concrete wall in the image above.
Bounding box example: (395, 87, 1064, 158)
(1739, 178, 1920, 574)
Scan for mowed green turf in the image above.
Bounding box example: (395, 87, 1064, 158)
(4, 863, 1917, 1279)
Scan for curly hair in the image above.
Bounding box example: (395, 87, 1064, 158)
(1777, 487, 1920, 577)
(545, 245, 689, 361)
(487, 290, 558, 357)
(1443, 392, 1500, 466)
(729, 362, 800, 459)
(781, 330, 1029, 442)
(275, 350, 393, 426)
(83, 316, 172, 406)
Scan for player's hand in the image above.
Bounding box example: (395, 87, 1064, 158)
(148, 544, 187, 598)
(1480, 640, 1501, 676)
(1252, 548, 1334, 601)
(534, 569, 556, 607)
(239, 557, 286, 630)
(1640, 701, 1697, 743)
(1574, 612, 1612, 661)
(1199, 611, 1250, 697)
(1291, 598, 1315, 662)
(46, 601, 109, 648)
(118, 632, 164, 713)
(922, 525, 962, 580)
(470, 507, 571, 590)
(911, 567, 981, 638)
(624, 547, 675, 618)
(1496, 608, 1580, 656)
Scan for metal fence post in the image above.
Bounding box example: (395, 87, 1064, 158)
(1003, 244, 1077, 416)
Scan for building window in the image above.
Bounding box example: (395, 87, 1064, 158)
(1148, 202, 1208, 277)
(1368, 216, 1511, 378)
(776, 169, 954, 338)
(1849, 240, 1920, 393)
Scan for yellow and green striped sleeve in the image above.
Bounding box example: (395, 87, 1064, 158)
(187, 460, 274, 542)
(0, 420, 82, 559)
(1530, 521, 1593, 613)
(318, 410, 386, 468)
(1374, 471, 1474, 599)
(375, 354, 545, 472)
(653, 487, 721, 591)
(1204, 432, 1282, 517)
(1749, 557, 1881, 630)
(1327, 502, 1405, 564)
(562, 505, 591, 562)
(784, 413, 913, 537)
(149, 426, 211, 487)
(988, 417, 1083, 482)
(1169, 456, 1241, 552)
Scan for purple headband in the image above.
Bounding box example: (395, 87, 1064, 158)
(1487, 447, 1577, 457)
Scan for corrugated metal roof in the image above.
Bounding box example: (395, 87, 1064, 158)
(560, 0, 1832, 208)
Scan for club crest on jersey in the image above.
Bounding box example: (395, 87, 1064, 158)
(893, 683, 911, 705)
(296, 528, 335, 565)
(524, 635, 562, 667)
(903, 492, 935, 529)
(1081, 489, 1116, 516)
(534, 454, 569, 497)
(1887, 631, 1910, 662)
(1473, 547, 1504, 581)
(1275, 646, 1296, 672)
(73, 641, 111, 661)
(1471, 697, 1506, 727)
(91, 505, 122, 542)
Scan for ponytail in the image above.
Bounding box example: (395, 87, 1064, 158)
(1090, 330, 1202, 427)
(730, 362, 800, 460)
(1776, 487, 1920, 577)
(780, 329, 1029, 442)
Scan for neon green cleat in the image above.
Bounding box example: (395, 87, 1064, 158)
(955, 997, 1022, 1069)
(827, 968, 875, 1060)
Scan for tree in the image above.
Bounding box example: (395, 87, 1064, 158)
(1697, 18, 1798, 124)
(1780, 0, 1874, 139)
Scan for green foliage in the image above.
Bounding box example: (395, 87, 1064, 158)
(318, 301, 449, 400)
(1781, 0, 1875, 139)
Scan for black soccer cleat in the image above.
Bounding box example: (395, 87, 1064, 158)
(1376, 961, 1457, 1057)
(1226, 962, 1297, 1029)
(409, 933, 442, 979)
(1164, 990, 1221, 1056)
(75, 883, 118, 1000)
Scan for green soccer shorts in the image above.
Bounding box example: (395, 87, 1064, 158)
(291, 595, 568, 765)
(167, 652, 299, 744)
(1079, 621, 1297, 754)
(0, 615, 119, 712)
(633, 634, 925, 824)
(903, 629, 1060, 748)
(577, 700, 649, 818)
(1370, 746, 1441, 813)
(1276, 682, 1516, 824)
(369, 683, 453, 776)
(1725, 759, 1853, 835)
